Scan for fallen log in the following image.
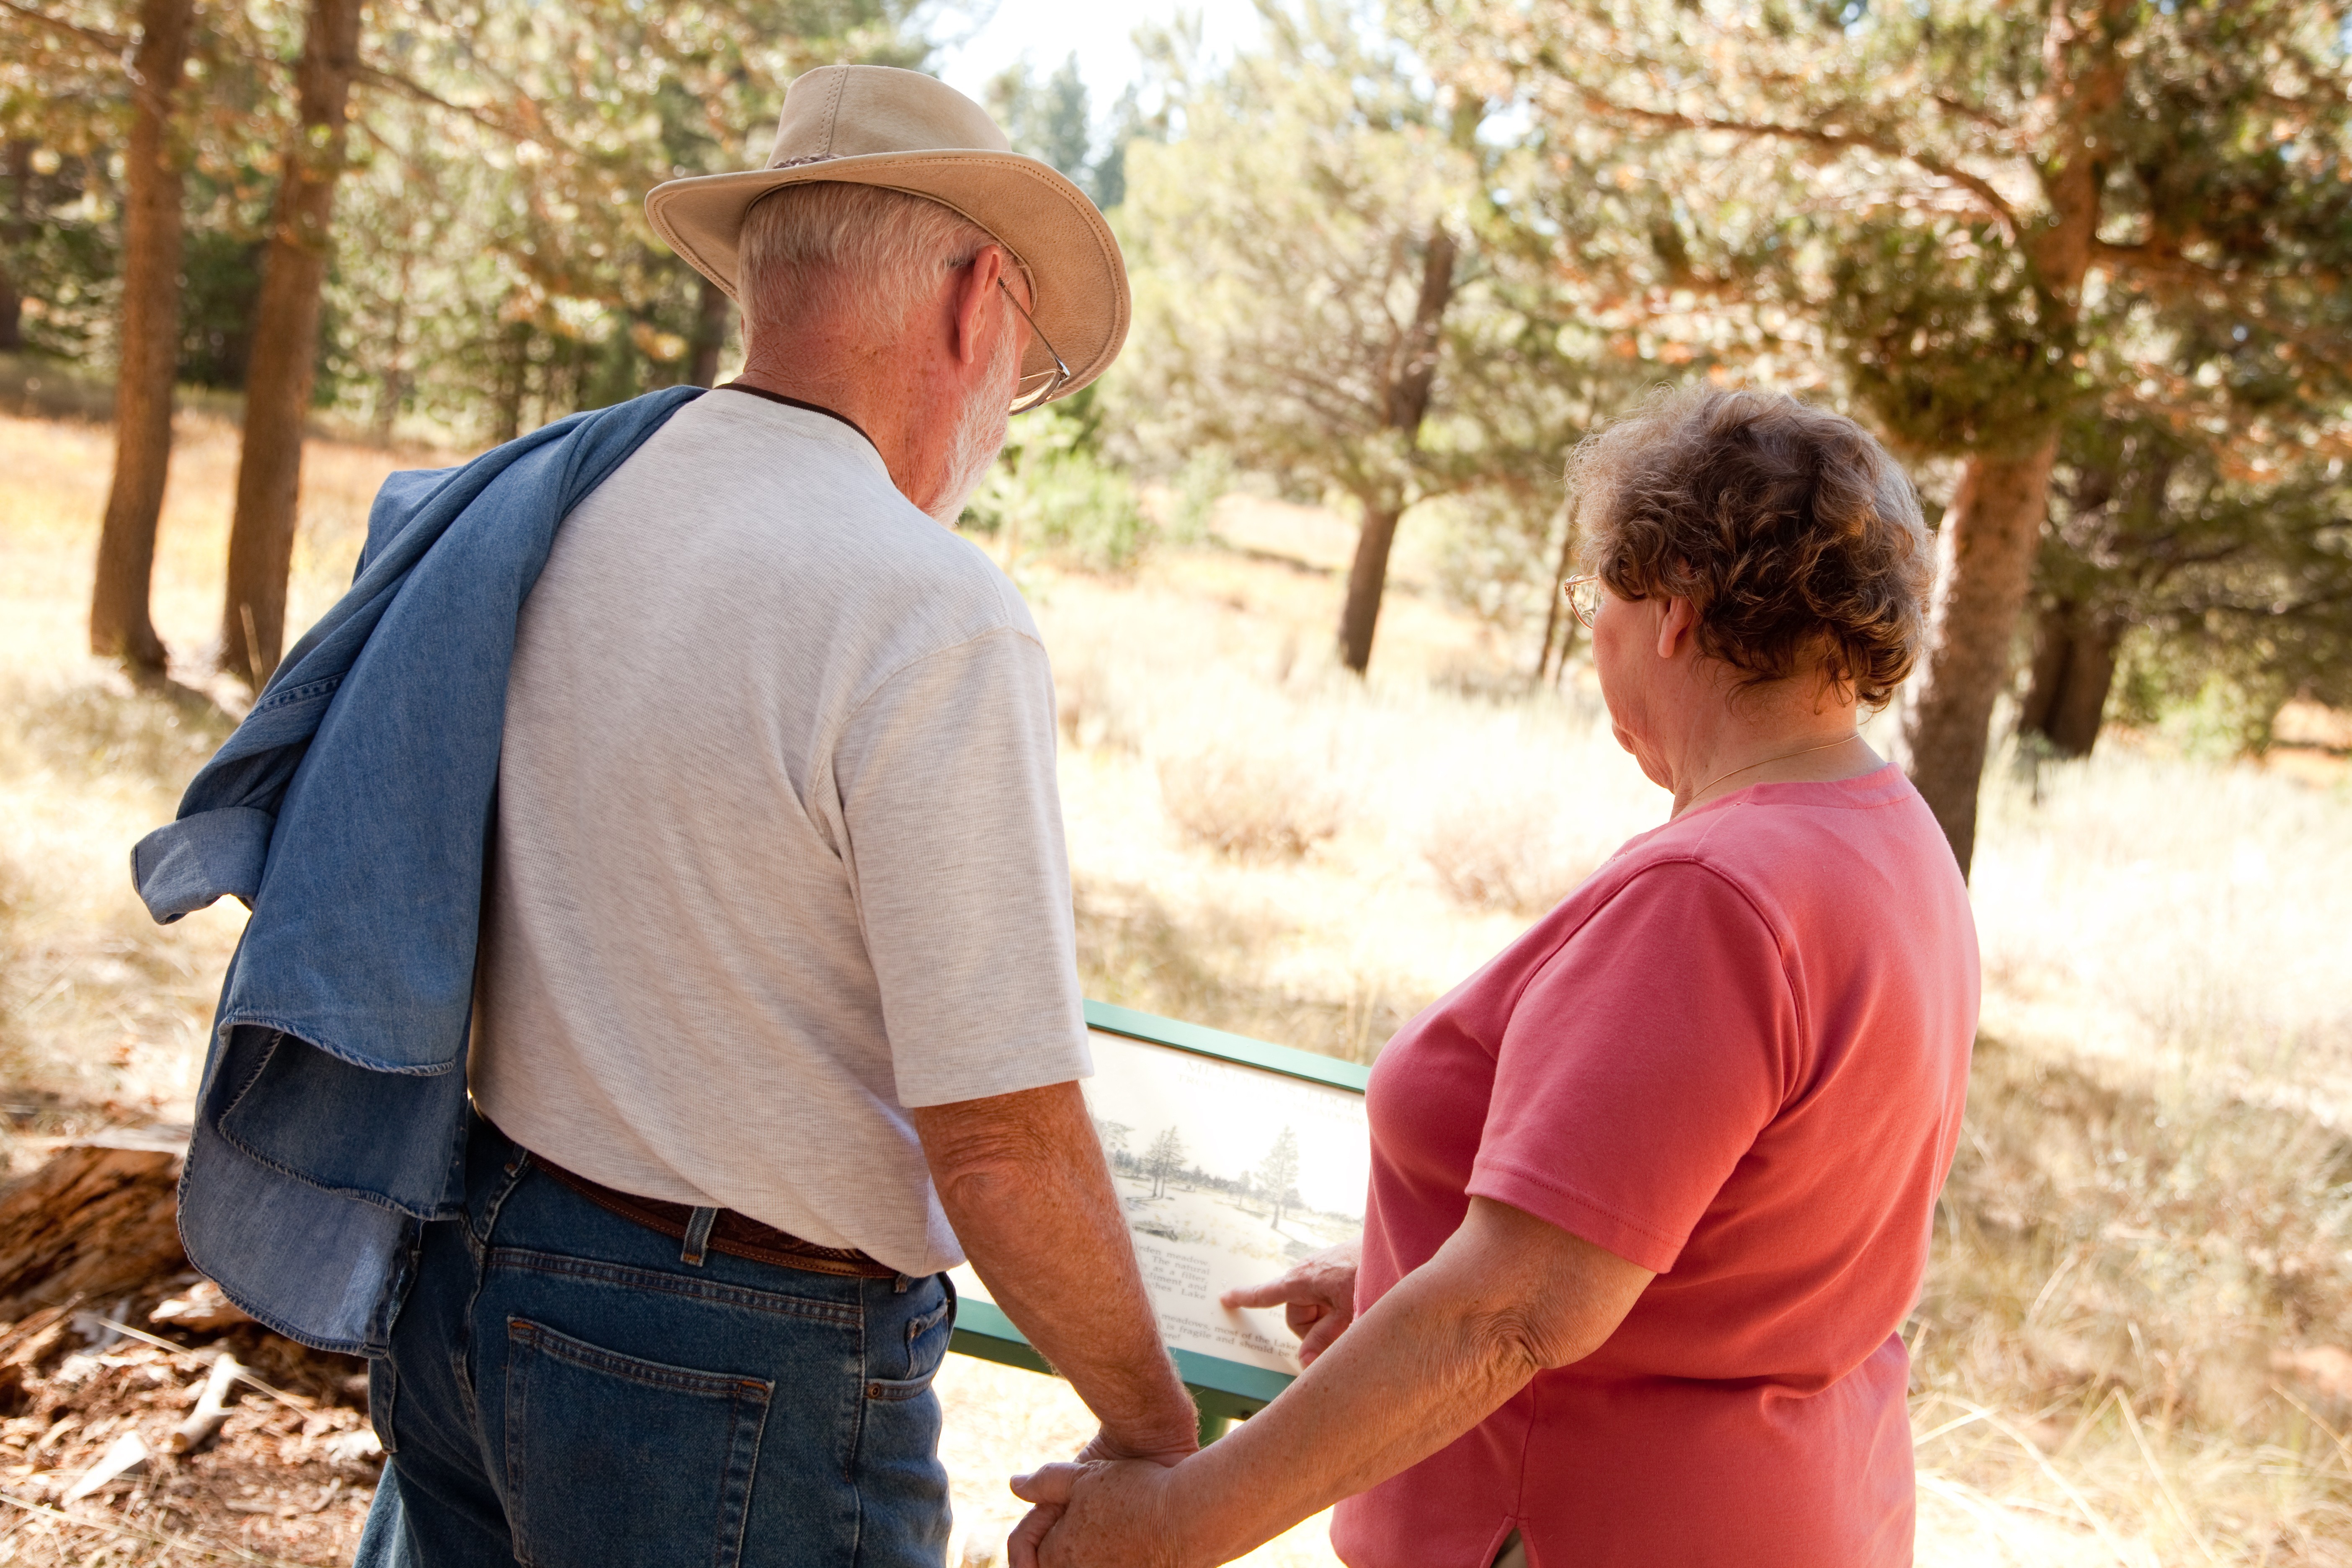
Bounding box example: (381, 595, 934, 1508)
(0, 1132, 188, 1322)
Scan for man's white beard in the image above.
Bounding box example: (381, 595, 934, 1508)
(925, 323, 1022, 525)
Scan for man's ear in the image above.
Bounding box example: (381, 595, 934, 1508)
(1655, 596, 1699, 660)
(950, 245, 1008, 368)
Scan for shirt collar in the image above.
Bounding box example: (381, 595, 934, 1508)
(716, 382, 881, 460)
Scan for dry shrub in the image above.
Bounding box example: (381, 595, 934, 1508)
(1053, 652, 1140, 754)
(1420, 792, 1598, 914)
(1156, 740, 1344, 861)
(1075, 881, 1418, 1065)
(1911, 1033, 2352, 1561)
(1, 673, 233, 791)
(1928, 1037, 2352, 1424)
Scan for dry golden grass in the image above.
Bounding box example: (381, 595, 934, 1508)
(6, 406, 2352, 1563)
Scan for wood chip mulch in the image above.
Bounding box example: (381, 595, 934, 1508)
(0, 1283, 379, 1567)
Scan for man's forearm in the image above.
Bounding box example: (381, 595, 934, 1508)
(915, 1083, 1198, 1455)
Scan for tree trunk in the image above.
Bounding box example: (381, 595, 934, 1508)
(0, 141, 29, 351)
(1536, 505, 1580, 684)
(218, 0, 361, 689)
(1336, 225, 1458, 675)
(493, 319, 530, 443)
(2019, 599, 2119, 758)
(86, 0, 196, 676)
(687, 271, 731, 389)
(371, 252, 410, 447)
(1339, 498, 1404, 675)
(1900, 437, 2061, 875)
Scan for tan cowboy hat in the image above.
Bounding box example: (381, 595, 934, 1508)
(646, 65, 1128, 402)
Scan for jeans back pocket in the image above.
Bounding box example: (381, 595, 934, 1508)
(503, 1318, 771, 1568)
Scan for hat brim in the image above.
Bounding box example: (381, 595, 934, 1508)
(645, 151, 1128, 402)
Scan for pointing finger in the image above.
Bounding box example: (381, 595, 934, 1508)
(1220, 1274, 1302, 1309)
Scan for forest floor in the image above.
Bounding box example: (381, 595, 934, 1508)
(4, 402, 2352, 1563)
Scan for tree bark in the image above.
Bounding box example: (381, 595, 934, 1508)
(2019, 600, 2119, 758)
(1336, 225, 1457, 675)
(686, 271, 731, 389)
(218, 0, 361, 689)
(1339, 498, 1404, 674)
(87, 0, 196, 676)
(1900, 438, 2061, 875)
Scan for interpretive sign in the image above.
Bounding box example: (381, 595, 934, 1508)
(949, 1000, 1371, 1426)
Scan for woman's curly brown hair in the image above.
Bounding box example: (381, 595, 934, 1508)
(1569, 387, 1932, 708)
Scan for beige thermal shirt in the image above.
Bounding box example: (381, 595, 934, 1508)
(469, 389, 1092, 1277)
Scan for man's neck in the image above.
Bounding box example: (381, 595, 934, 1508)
(733, 346, 939, 511)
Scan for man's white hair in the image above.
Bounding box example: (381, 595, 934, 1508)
(738, 182, 1000, 346)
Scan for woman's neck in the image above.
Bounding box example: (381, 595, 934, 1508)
(1665, 687, 1880, 818)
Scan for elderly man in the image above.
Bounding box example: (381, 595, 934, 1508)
(363, 67, 1201, 1565)
(135, 64, 1194, 1568)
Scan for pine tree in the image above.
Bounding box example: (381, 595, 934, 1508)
(1417, 0, 2352, 871)
(1256, 1127, 1301, 1230)
(1144, 1125, 1188, 1199)
(1118, 1, 1477, 674)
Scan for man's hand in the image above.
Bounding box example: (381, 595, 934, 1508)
(1220, 1240, 1360, 1367)
(1007, 1459, 1186, 1568)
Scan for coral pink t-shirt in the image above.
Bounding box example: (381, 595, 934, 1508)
(1331, 765, 1978, 1568)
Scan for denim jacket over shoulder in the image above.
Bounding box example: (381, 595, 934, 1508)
(131, 387, 701, 1355)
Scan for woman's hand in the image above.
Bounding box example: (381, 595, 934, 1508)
(1007, 1459, 1186, 1568)
(1003, 1422, 1194, 1565)
(1221, 1240, 1360, 1367)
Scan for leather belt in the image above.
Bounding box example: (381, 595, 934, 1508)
(531, 1154, 898, 1279)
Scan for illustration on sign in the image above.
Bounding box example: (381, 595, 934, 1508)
(952, 1025, 1370, 1378)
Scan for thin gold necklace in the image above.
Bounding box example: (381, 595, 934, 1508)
(1684, 732, 1863, 807)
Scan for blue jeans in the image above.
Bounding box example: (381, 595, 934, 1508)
(353, 1114, 955, 1568)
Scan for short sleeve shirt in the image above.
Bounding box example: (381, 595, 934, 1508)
(1331, 765, 1978, 1568)
(470, 390, 1091, 1277)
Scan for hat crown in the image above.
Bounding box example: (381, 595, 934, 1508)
(767, 65, 1014, 169)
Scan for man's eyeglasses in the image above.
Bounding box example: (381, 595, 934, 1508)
(1561, 573, 1604, 629)
(998, 279, 1071, 414)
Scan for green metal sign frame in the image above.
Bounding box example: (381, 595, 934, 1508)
(947, 1000, 1370, 1437)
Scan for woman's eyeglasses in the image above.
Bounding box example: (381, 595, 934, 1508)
(1560, 574, 1604, 629)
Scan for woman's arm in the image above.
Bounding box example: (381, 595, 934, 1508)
(1008, 1197, 1654, 1568)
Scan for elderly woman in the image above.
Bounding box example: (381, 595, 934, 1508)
(1010, 387, 1979, 1568)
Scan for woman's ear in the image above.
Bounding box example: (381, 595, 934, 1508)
(1655, 596, 1699, 660)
